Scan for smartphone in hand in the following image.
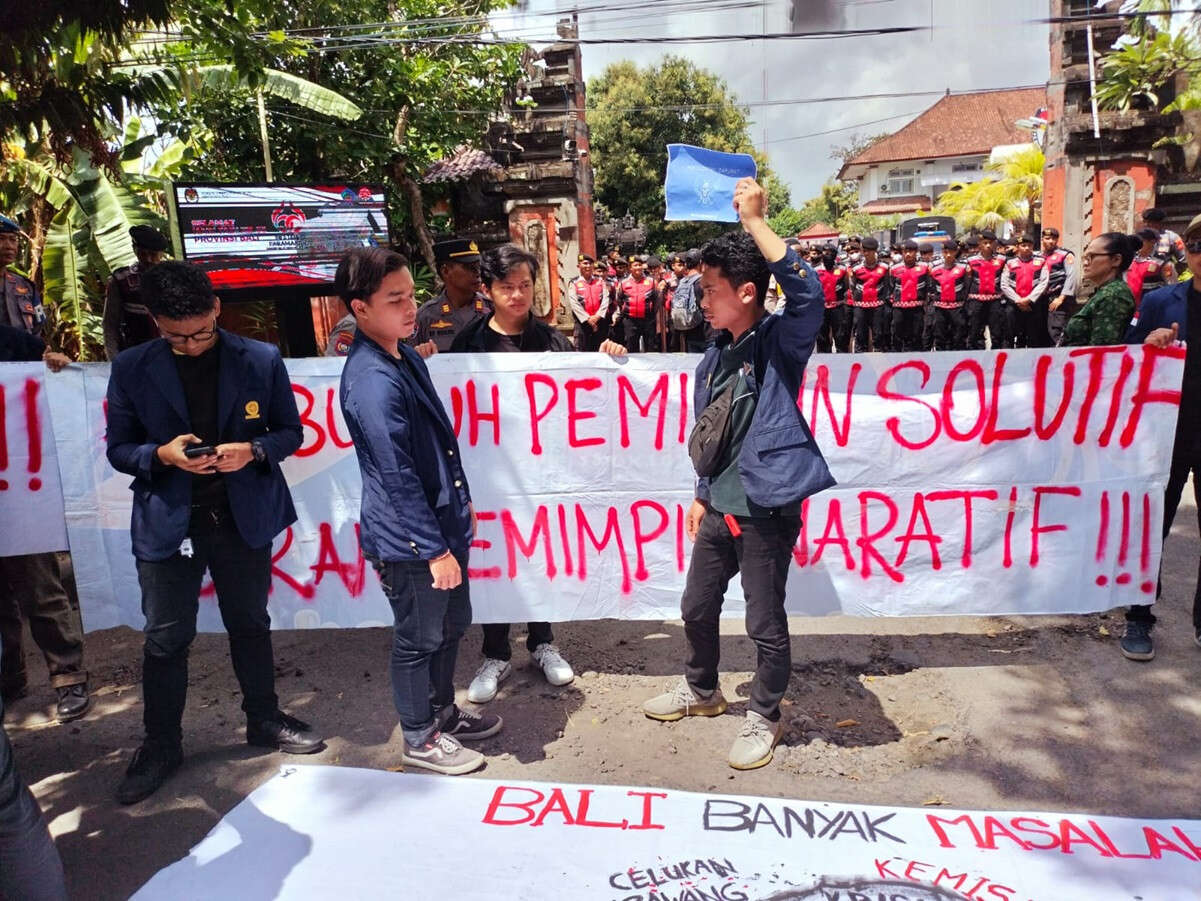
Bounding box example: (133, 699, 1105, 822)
(183, 444, 217, 459)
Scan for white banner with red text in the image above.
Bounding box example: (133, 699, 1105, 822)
(6, 345, 1186, 631)
(134, 766, 1201, 900)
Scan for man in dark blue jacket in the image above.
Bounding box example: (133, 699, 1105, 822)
(1120, 213, 1201, 661)
(106, 261, 323, 804)
(337, 247, 501, 776)
(643, 178, 835, 770)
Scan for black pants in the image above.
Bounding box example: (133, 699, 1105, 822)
(890, 306, 924, 353)
(0, 552, 86, 693)
(135, 507, 278, 749)
(681, 507, 801, 721)
(574, 319, 609, 352)
(1047, 299, 1077, 346)
(817, 306, 850, 353)
(932, 306, 967, 350)
(1013, 297, 1052, 348)
(481, 622, 554, 661)
(966, 299, 1013, 350)
(1127, 454, 1201, 629)
(623, 317, 659, 353)
(370, 553, 471, 747)
(0, 690, 66, 900)
(922, 301, 938, 351)
(852, 306, 889, 352)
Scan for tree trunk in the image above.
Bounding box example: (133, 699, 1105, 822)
(394, 159, 436, 274)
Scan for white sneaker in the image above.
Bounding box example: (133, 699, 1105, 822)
(531, 643, 574, 686)
(467, 658, 512, 704)
(728, 710, 783, 770)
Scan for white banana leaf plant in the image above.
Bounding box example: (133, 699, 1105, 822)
(1, 65, 361, 358)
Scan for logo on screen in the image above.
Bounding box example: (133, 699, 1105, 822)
(357, 187, 373, 201)
(341, 188, 356, 202)
(270, 203, 307, 233)
(183, 188, 199, 203)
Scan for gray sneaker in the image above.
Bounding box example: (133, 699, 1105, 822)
(642, 676, 728, 722)
(441, 706, 503, 741)
(401, 732, 485, 775)
(728, 710, 782, 770)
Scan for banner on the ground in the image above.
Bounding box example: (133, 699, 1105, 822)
(133, 766, 1201, 900)
(6, 344, 1186, 631)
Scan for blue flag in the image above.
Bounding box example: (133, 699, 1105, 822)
(663, 144, 758, 223)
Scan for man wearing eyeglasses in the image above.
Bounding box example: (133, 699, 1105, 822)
(1122, 213, 1201, 662)
(105, 261, 324, 805)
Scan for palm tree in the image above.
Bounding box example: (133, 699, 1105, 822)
(933, 178, 1024, 233)
(984, 144, 1045, 234)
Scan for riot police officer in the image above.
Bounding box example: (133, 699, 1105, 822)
(103, 225, 169, 360)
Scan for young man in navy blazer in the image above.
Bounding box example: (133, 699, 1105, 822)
(106, 262, 323, 805)
(1120, 212, 1201, 662)
(337, 247, 501, 776)
(643, 178, 835, 770)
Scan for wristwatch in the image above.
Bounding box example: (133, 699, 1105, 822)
(251, 439, 267, 464)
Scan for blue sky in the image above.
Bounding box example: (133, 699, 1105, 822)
(494, 0, 1051, 204)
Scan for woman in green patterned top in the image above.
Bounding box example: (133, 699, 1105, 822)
(1062, 232, 1141, 346)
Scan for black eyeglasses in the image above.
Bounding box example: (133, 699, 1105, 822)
(156, 317, 218, 345)
(1186, 240, 1201, 254)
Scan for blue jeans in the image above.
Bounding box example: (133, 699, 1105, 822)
(369, 554, 471, 748)
(0, 665, 67, 900)
(135, 509, 278, 748)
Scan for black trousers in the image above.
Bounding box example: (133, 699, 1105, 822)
(817, 306, 850, 353)
(681, 507, 801, 721)
(622, 317, 659, 353)
(922, 301, 938, 351)
(574, 319, 609, 352)
(481, 622, 554, 661)
(931, 306, 967, 350)
(852, 306, 890, 352)
(1013, 297, 1053, 348)
(1127, 453, 1201, 629)
(890, 306, 925, 353)
(1047, 299, 1077, 346)
(0, 552, 86, 692)
(966, 299, 1014, 350)
(135, 507, 278, 749)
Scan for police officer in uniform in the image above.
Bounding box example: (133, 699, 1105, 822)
(890, 239, 934, 352)
(966, 230, 1008, 350)
(815, 244, 851, 353)
(568, 253, 610, 351)
(1001, 234, 1051, 348)
(1041, 228, 1078, 345)
(615, 255, 661, 353)
(0, 215, 89, 722)
(849, 237, 892, 352)
(410, 239, 492, 354)
(103, 225, 169, 361)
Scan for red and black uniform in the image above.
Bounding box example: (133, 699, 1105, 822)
(617, 275, 662, 353)
(889, 262, 934, 352)
(966, 254, 1008, 350)
(1042, 246, 1078, 345)
(849, 260, 892, 352)
(1001, 254, 1051, 348)
(816, 263, 851, 353)
(568, 274, 610, 351)
(1126, 255, 1165, 312)
(930, 263, 971, 350)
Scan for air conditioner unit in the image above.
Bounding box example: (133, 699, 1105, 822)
(879, 184, 890, 194)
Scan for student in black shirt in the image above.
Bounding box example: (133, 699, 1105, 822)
(450, 244, 625, 703)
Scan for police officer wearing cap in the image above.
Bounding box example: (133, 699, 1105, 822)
(0, 215, 46, 339)
(568, 253, 610, 351)
(615, 255, 661, 353)
(0, 214, 89, 724)
(1042, 227, 1079, 345)
(103, 225, 170, 360)
(410, 238, 492, 354)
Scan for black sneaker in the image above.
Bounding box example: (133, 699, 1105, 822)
(247, 712, 325, 754)
(56, 684, 90, 723)
(441, 706, 503, 742)
(1120, 621, 1155, 661)
(117, 742, 182, 805)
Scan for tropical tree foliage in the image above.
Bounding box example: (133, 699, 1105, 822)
(588, 56, 791, 252)
(933, 178, 1024, 233)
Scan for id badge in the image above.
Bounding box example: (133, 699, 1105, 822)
(179, 538, 194, 558)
